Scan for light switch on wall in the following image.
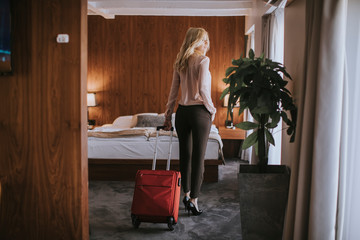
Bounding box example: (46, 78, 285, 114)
(56, 34, 69, 43)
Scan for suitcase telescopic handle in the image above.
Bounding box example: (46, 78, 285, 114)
(152, 126, 174, 171)
(156, 126, 174, 131)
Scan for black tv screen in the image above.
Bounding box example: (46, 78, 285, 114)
(0, 0, 11, 74)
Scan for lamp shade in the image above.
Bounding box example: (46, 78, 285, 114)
(87, 93, 97, 107)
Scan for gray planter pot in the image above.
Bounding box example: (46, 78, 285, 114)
(238, 164, 290, 240)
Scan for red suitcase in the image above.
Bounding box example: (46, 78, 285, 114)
(131, 126, 181, 231)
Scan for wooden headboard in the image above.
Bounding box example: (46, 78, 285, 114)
(88, 15, 245, 127)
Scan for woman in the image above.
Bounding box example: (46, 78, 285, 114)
(164, 27, 216, 216)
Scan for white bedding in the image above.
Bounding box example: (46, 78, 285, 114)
(88, 125, 223, 161)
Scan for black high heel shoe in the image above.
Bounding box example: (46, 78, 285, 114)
(182, 196, 190, 211)
(186, 201, 203, 216)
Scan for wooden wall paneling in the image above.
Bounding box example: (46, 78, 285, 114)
(131, 17, 146, 114)
(213, 18, 226, 126)
(208, 17, 226, 127)
(114, 21, 122, 119)
(88, 16, 105, 124)
(209, 17, 245, 127)
(215, 17, 237, 127)
(88, 16, 245, 126)
(116, 16, 133, 117)
(232, 16, 245, 125)
(130, 16, 163, 114)
(148, 17, 163, 113)
(80, 0, 89, 237)
(159, 17, 171, 112)
(138, 17, 147, 113)
(141, 16, 154, 113)
(0, 0, 88, 239)
(104, 19, 117, 123)
(0, 0, 31, 237)
(159, 17, 187, 114)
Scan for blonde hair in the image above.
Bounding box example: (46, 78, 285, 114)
(174, 27, 210, 72)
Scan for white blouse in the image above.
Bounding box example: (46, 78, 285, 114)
(165, 54, 216, 120)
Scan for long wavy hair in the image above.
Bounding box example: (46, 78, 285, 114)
(174, 27, 210, 72)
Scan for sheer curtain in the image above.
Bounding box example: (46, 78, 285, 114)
(262, 7, 285, 165)
(337, 0, 360, 238)
(284, 0, 360, 239)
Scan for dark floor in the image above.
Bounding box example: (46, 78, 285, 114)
(88, 159, 243, 240)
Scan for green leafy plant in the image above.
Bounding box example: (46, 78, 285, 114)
(221, 49, 297, 170)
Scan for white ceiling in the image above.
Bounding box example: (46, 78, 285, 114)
(88, 0, 252, 19)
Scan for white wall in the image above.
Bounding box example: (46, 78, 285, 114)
(281, 0, 306, 166)
(245, 0, 272, 55)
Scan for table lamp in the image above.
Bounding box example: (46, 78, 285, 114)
(87, 93, 97, 126)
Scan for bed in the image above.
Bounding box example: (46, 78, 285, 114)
(88, 113, 224, 182)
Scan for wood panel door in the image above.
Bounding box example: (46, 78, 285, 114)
(0, 0, 88, 239)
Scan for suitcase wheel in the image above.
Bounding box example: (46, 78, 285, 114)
(131, 214, 141, 228)
(167, 216, 175, 231)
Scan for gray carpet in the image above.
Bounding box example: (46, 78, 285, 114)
(89, 159, 243, 240)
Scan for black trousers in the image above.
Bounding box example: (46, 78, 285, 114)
(175, 105, 212, 199)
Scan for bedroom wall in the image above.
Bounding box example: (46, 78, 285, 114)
(0, 0, 88, 239)
(88, 16, 245, 127)
(281, 0, 306, 167)
(244, 0, 271, 56)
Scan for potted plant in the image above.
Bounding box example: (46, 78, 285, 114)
(221, 49, 297, 240)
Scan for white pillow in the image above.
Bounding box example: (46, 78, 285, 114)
(101, 124, 113, 127)
(112, 115, 136, 128)
(135, 112, 158, 116)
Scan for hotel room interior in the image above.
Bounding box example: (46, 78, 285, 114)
(0, 0, 359, 239)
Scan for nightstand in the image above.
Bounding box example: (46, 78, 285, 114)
(218, 126, 246, 159)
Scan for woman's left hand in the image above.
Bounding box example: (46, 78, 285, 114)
(163, 118, 172, 131)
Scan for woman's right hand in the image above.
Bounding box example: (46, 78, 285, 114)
(163, 118, 172, 131)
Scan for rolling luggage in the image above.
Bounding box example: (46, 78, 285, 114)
(131, 126, 181, 231)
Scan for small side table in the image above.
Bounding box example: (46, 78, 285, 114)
(218, 126, 246, 159)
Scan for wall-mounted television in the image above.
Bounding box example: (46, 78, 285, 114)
(0, 0, 12, 75)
